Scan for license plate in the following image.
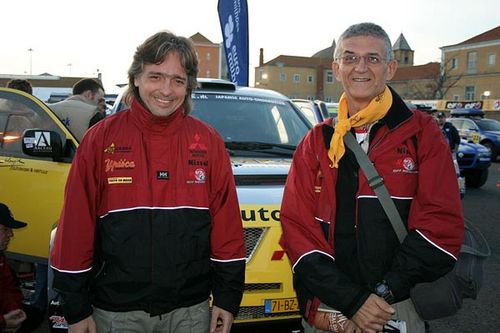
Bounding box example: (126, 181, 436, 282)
(264, 297, 299, 313)
(471, 132, 481, 144)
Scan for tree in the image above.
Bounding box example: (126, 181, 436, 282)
(433, 58, 462, 99)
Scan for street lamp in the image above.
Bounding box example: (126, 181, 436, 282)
(483, 91, 491, 98)
(27, 48, 34, 75)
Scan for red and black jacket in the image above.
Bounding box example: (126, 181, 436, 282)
(281, 90, 464, 324)
(51, 98, 246, 324)
(0, 253, 24, 330)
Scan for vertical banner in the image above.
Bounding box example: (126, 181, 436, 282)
(217, 0, 249, 86)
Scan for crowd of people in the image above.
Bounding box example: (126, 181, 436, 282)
(2, 22, 465, 333)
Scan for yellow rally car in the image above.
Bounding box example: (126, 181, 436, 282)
(0, 80, 313, 324)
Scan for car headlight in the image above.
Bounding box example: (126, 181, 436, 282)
(478, 151, 491, 158)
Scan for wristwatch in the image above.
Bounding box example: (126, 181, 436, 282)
(374, 280, 395, 304)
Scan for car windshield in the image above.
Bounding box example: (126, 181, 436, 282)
(475, 119, 500, 131)
(192, 93, 310, 157)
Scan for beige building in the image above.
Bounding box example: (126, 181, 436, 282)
(189, 33, 223, 80)
(254, 26, 500, 112)
(441, 25, 500, 101)
(389, 63, 441, 100)
(255, 42, 343, 102)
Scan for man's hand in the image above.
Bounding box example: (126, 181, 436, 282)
(351, 294, 395, 333)
(68, 316, 96, 333)
(3, 309, 26, 332)
(344, 319, 361, 333)
(210, 305, 234, 333)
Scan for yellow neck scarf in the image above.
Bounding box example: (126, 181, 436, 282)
(328, 85, 393, 168)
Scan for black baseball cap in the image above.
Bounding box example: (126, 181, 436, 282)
(0, 203, 27, 229)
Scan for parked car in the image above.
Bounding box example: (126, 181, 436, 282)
(325, 102, 339, 118)
(448, 109, 500, 161)
(1, 80, 313, 326)
(291, 99, 330, 126)
(456, 138, 491, 188)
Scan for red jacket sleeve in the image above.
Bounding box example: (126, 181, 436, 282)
(407, 114, 464, 258)
(281, 128, 335, 267)
(207, 132, 246, 315)
(49, 129, 101, 324)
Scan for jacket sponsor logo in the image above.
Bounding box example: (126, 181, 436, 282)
(402, 157, 416, 171)
(394, 157, 418, 174)
(105, 159, 136, 172)
(194, 168, 206, 181)
(188, 159, 208, 166)
(104, 143, 132, 154)
(187, 168, 206, 184)
(157, 171, 169, 180)
(107, 177, 133, 184)
(189, 134, 207, 157)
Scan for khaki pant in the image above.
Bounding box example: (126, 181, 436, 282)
(92, 300, 210, 333)
(302, 299, 424, 333)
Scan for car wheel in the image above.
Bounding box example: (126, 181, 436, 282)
(465, 168, 489, 188)
(481, 141, 497, 162)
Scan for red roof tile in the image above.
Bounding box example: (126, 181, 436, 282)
(390, 62, 440, 81)
(444, 26, 500, 47)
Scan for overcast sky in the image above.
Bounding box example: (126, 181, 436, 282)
(1, 0, 498, 92)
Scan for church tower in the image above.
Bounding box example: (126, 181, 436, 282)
(393, 33, 414, 67)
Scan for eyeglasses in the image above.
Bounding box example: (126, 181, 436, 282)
(337, 54, 386, 66)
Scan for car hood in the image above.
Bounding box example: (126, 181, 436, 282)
(458, 140, 490, 154)
(231, 158, 291, 175)
(483, 130, 500, 137)
(230, 158, 291, 205)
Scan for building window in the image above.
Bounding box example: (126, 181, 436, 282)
(326, 70, 333, 83)
(451, 58, 458, 69)
(467, 52, 477, 73)
(464, 86, 475, 100)
(280, 73, 287, 81)
(293, 74, 300, 83)
(488, 53, 496, 66)
(307, 75, 314, 83)
(206, 53, 211, 61)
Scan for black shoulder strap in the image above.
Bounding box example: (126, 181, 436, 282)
(343, 132, 408, 243)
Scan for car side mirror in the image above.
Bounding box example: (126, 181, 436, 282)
(22, 129, 63, 161)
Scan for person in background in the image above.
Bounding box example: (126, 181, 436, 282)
(280, 22, 463, 333)
(6, 79, 33, 95)
(49, 78, 105, 141)
(435, 111, 461, 156)
(0, 203, 27, 333)
(50, 31, 245, 333)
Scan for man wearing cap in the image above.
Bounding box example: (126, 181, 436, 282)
(436, 112, 461, 156)
(0, 203, 28, 332)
